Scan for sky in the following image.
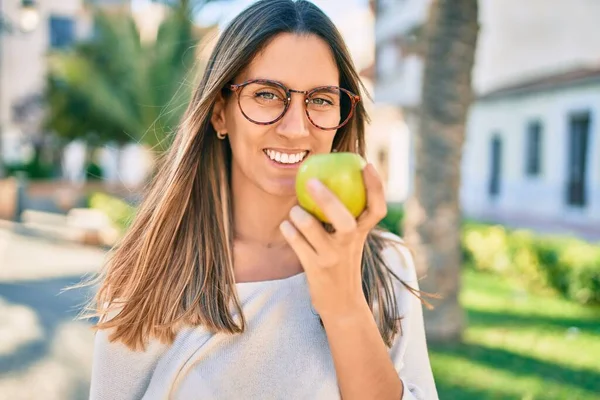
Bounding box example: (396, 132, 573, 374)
(130, 0, 369, 26)
(194, 0, 369, 28)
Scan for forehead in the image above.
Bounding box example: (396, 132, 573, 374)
(239, 33, 340, 89)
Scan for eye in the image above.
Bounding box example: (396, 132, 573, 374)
(255, 91, 282, 101)
(309, 97, 334, 106)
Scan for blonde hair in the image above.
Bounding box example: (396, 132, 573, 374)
(82, 0, 428, 351)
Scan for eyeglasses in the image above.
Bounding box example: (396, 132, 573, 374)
(227, 79, 361, 130)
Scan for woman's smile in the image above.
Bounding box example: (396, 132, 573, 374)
(263, 148, 310, 169)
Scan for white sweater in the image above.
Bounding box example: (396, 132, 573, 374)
(89, 234, 439, 400)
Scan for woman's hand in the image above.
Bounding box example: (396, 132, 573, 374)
(279, 163, 388, 320)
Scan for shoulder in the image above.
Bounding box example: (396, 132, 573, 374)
(90, 327, 169, 400)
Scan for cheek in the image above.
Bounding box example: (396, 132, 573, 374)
(318, 131, 337, 152)
(226, 109, 266, 159)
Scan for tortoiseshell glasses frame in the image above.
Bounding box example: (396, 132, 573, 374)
(227, 79, 361, 131)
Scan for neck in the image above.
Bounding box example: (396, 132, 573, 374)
(231, 171, 296, 248)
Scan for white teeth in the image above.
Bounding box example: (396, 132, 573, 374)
(265, 149, 308, 164)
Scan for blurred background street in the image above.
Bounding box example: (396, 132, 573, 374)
(0, 227, 104, 399)
(1, 0, 599, 399)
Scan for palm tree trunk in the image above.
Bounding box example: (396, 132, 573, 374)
(403, 0, 479, 342)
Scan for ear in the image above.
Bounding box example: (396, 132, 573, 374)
(211, 92, 228, 134)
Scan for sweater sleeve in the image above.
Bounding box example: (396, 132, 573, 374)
(89, 326, 168, 400)
(381, 233, 440, 400)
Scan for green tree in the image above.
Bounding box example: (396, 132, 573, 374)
(403, 0, 480, 342)
(45, 1, 205, 154)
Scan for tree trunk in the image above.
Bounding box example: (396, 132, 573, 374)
(403, 0, 479, 342)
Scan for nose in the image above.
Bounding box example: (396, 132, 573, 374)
(275, 92, 310, 138)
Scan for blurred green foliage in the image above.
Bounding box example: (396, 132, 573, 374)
(378, 202, 405, 236)
(85, 161, 104, 181)
(381, 203, 600, 305)
(44, 1, 204, 150)
(4, 159, 55, 180)
(463, 222, 600, 306)
(87, 192, 137, 233)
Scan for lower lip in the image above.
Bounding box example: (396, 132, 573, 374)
(263, 151, 307, 169)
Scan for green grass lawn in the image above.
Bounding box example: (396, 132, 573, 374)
(429, 269, 600, 400)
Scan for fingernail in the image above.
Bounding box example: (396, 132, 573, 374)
(280, 220, 295, 236)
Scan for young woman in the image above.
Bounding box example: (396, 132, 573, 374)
(88, 1, 438, 399)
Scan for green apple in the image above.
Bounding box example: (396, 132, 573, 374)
(295, 152, 367, 223)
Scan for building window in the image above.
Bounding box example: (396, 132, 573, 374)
(525, 120, 543, 176)
(566, 112, 590, 207)
(489, 135, 502, 197)
(50, 15, 75, 49)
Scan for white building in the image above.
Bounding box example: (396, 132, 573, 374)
(462, 68, 600, 233)
(371, 0, 432, 201)
(372, 0, 600, 97)
(372, 0, 600, 236)
(364, 0, 431, 202)
(372, 0, 429, 109)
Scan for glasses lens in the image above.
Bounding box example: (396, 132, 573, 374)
(238, 82, 287, 124)
(307, 87, 353, 129)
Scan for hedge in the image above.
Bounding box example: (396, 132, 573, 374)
(382, 203, 600, 306)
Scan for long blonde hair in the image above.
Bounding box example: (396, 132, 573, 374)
(85, 0, 427, 351)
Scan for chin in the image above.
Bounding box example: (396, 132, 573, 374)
(260, 177, 297, 198)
